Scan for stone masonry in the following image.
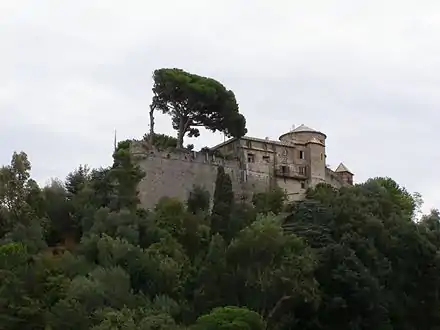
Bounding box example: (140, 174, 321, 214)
(132, 124, 353, 210)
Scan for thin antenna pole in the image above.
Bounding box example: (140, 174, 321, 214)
(114, 129, 117, 151)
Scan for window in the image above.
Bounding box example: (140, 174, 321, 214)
(299, 166, 306, 175)
(262, 155, 270, 163)
(246, 140, 252, 148)
(247, 153, 255, 163)
(282, 148, 288, 156)
(301, 182, 306, 189)
(299, 150, 305, 159)
(281, 165, 288, 173)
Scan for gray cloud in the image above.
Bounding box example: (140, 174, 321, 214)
(1, 0, 439, 213)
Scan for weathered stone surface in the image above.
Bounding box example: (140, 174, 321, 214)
(132, 125, 353, 209)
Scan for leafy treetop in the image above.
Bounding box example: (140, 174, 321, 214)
(151, 68, 247, 148)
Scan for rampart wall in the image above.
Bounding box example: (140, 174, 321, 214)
(325, 167, 344, 188)
(130, 141, 346, 209)
(131, 142, 248, 209)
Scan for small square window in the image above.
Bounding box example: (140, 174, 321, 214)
(247, 153, 255, 163)
(301, 182, 306, 189)
(262, 155, 270, 163)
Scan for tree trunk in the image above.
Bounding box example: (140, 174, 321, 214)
(264, 295, 293, 329)
(149, 104, 155, 147)
(177, 118, 185, 149)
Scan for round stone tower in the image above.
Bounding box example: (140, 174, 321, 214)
(279, 124, 327, 187)
(278, 124, 327, 144)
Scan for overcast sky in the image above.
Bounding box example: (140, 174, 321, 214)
(1, 1, 439, 213)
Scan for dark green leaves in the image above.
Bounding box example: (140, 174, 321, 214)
(151, 68, 247, 148)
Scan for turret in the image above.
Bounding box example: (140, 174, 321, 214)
(279, 124, 326, 144)
(306, 137, 326, 186)
(335, 163, 353, 185)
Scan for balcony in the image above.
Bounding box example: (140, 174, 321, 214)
(275, 165, 307, 179)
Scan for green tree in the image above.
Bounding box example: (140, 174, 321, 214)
(65, 165, 91, 197)
(88, 167, 114, 208)
(226, 214, 318, 327)
(143, 132, 178, 150)
(211, 166, 234, 239)
(187, 185, 210, 215)
(286, 182, 440, 330)
(364, 177, 421, 219)
(0, 243, 69, 330)
(193, 234, 228, 314)
(43, 180, 77, 246)
(150, 68, 247, 148)
(0, 152, 32, 224)
(252, 186, 287, 215)
(110, 140, 145, 211)
(193, 306, 265, 330)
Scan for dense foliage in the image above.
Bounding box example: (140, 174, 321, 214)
(0, 143, 439, 329)
(149, 68, 247, 148)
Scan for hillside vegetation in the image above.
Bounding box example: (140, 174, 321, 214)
(0, 140, 439, 330)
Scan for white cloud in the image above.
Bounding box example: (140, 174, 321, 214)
(0, 0, 439, 213)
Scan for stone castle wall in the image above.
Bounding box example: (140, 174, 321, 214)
(325, 167, 345, 189)
(131, 141, 347, 209)
(131, 142, 248, 209)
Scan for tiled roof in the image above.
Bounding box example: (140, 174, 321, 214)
(291, 124, 318, 133)
(210, 136, 305, 150)
(335, 163, 352, 174)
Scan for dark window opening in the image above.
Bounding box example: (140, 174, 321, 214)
(299, 150, 304, 159)
(247, 153, 255, 163)
(262, 155, 270, 163)
(301, 182, 306, 189)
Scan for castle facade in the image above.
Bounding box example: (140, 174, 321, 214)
(132, 124, 353, 209)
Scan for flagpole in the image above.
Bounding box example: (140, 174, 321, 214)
(114, 129, 117, 151)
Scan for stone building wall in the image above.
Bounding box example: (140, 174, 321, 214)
(325, 167, 345, 188)
(131, 141, 246, 209)
(131, 136, 349, 210)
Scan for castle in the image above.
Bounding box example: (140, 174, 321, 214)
(131, 124, 353, 209)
